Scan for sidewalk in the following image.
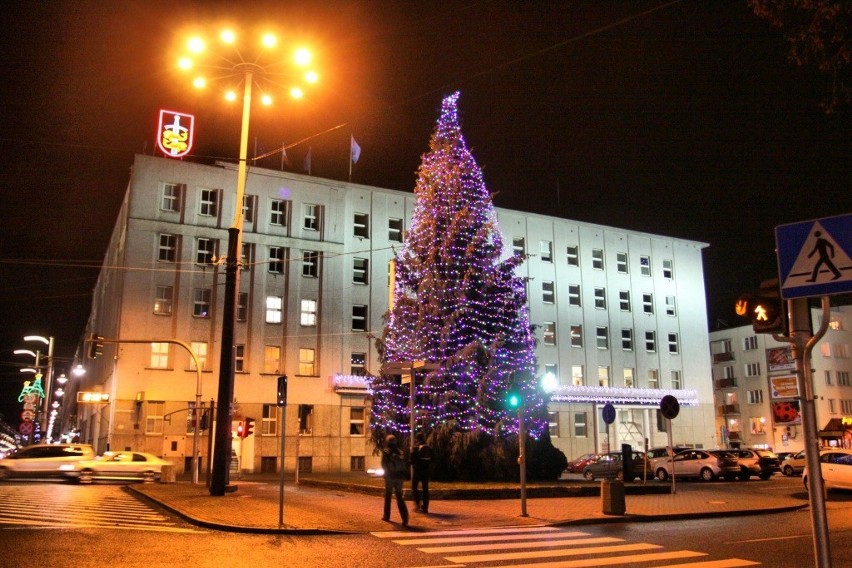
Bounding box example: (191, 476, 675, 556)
(129, 473, 808, 534)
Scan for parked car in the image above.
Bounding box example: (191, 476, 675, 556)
(781, 450, 806, 476)
(645, 446, 692, 473)
(582, 451, 648, 481)
(60, 451, 171, 484)
(0, 444, 94, 480)
(730, 448, 781, 480)
(566, 453, 599, 474)
(654, 449, 740, 481)
(803, 449, 852, 493)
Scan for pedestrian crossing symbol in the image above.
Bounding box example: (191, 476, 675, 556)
(776, 213, 852, 299)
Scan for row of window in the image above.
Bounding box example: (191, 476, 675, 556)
(513, 238, 674, 279)
(825, 370, 852, 386)
(541, 323, 680, 354)
(716, 362, 762, 381)
(161, 183, 406, 242)
(540, 283, 676, 316)
(537, 363, 682, 390)
(827, 399, 852, 414)
(148, 341, 318, 376)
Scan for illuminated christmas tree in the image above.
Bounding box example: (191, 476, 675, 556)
(371, 93, 551, 479)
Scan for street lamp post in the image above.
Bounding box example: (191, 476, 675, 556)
(177, 30, 318, 496)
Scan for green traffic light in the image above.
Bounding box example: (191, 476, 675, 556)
(507, 392, 521, 409)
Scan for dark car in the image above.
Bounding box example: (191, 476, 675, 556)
(566, 453, 599, 474)
(582, 451, 648, 481)
(730, 448, 781, 480)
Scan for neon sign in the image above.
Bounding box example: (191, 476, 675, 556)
(18, 375, 45, 402)
(157, 109, 195, 158)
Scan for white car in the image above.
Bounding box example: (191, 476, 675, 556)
(61, 451, 171, 484)
(0, 444, 94, 480)
(803, 449, 852, 493)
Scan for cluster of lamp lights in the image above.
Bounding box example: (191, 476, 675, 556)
(375, 92, 547, 439)
(177, 29, 318, 105)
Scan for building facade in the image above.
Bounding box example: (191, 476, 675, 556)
(709, 305, 852, 453)
(72, 154, 716, 474)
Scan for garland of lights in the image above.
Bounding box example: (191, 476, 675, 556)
(372, 92, 545, 440)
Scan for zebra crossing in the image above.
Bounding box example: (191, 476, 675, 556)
(372, 525, 760, 567)
(0, 483, 200, 532)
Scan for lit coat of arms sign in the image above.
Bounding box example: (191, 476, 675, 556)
(157, 109, 195, 158)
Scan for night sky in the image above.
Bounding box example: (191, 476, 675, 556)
(0, 1, 849, 423)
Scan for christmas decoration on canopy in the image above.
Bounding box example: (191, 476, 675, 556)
(371, 92, 546, 445)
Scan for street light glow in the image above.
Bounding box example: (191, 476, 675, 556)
(188, 36, 205, 53)
(224, 90, 237, 101)
(294, 48, 311, 66)
(261, 33, 277, 48)
(290, 86, 304, 99)
(220, 29, 236, 44)
(193, 77, 207, 89)
(305, 70, 318, 83)
(260, 94, 272, 106)
(178, 57, 192, 70)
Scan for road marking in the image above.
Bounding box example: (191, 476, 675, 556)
(446, 542, 662, 563)
(490, 550, 706, 567)
(394, 530, 588, 546)
(420, 536, 623, 554)
(371, 526, 559, 538)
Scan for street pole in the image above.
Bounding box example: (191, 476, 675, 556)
(278, 404, 287, 528)
(518, 400, 527, 517)
(211, 70, 252, 497)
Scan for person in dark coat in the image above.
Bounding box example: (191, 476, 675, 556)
(410, 433, 432, 513)
(381, 434, 409, 526)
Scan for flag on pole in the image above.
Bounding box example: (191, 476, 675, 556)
(350, 135, 361, 164)
(303, 147, 312, 175)
(281, 144, 291, 170)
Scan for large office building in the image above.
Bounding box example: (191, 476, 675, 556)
(709, 305, 852, 453)
(71, 154, 716, 474)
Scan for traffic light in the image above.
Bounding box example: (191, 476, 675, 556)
(88, 333, 104, 359)
(506, 389, 522, 410)
(199, 411, 209, 431)
(277, 375, 288, 407)
(245, 417, 255, 437)
(236, 421, 245, 438)
(735, 294, 785, 334)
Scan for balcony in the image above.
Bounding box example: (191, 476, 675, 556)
(713, 352, 735, 363)
(717, 403, 740, 416)
(728, 431, 741, 441)
(714, 378, 738, 389)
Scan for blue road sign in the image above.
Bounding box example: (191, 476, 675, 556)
(602, 402, 616, 425)
(776, 213, 852, 299)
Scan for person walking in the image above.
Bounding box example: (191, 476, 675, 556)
(411, 433, 432, 513)
(381, 434, 409, 526)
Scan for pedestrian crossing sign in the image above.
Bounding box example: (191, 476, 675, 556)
(775, 213, 852, 299)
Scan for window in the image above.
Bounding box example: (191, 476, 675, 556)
(839, 371, 850, 386)
(743, 336, 758, 351)
(594, 287, 606, 309)
(351, 352, 366, 375)
(747, 389, 763, 404)
(621, 329, 633, 351)
(642, 293, 654, 314)
(350, 407, 365, 436)
(243, 195, 256, 223)
(645, 331, 656, 352)
(745, 362, 761, 377)
(566, 245, 579, 266)
(388, 218, 404, 242)
(542, 281, 555, 303)
(158, 234, 177, 262)
(647, 369, 659, 389)
(616, 252, 628, 273)
(722, 366, 735, 379)
(351, 456, 366, 472)
(574, 412, 587, 437)
(237, 292, 248, 322)
(270, 199, 289, 226)
(623, 368, 635, 388)
(193, 288, 211, 318)
(665, 296, 677, 317)
(671, 370, 682, 390)
(196, 238, 215, 265)
(199, 189, 218, 216)
(303, 204, 320, 230)
(548, 411, 559, 437)
(299, 348, 316, 376)
(568, 284, 581, 306)
(161, 183, 181, 212)
(234, 344, 246, 372)
(598, 366, 610, 387)
(844, 400, 852, 414)
(150, 343, 169, 369)
(265, 296, 283, 324)
(750, 417, 767, 435)
(640, 255, 651, 276)
(571, 365, 584, 386)
(298, 404, 314, 434)
(543, 322, 556, 345)
(667, 333, 679, 354)
(189, 342, 207, 371)
(591, 248, 604, 270)
(540, 241, 553, 262)
(241, 242, 252, 271)
(596, 326, 609, 349)
(268, 246, 284, 273)
(302, 251, 319, 277)
(262, 404, 278, 436)
(263, 346, 281, 374)
(512, 237, 525, 258)
(300, 300, 317, 326)
(544, 363, 558, 379)
(619, 290, 631, 311)
(570, 325, 583, 348)
(145, 401, 165, 434)
(352, 305, 367, 331)
(662, 259, 674, 279)
(353, 258, 368, 284)
(825, 370, 833, 385)
(353, 212, 369, 238)
(828, 399, 836, 413)
(154, 286, 173, 315)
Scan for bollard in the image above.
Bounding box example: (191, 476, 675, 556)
(159, 464, 177, 483)
(601, 479, 625, 515)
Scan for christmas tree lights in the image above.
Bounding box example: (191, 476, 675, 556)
(372, 92, 546, 446)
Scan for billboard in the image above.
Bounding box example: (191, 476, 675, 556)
(766, 346, 795, 372)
